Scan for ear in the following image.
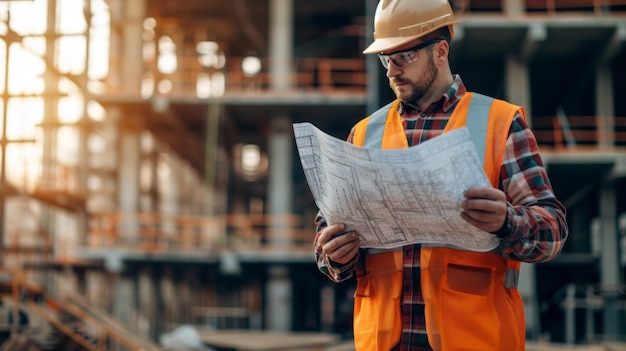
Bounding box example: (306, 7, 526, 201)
(434, 41, 449, 65)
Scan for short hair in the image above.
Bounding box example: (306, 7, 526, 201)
(422, 27, 452, 44)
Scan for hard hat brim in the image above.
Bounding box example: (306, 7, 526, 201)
(362, 35, 422, 55)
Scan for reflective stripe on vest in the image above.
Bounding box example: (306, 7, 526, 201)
(365, 95, 490, 167)
(362, 101, 395, 149)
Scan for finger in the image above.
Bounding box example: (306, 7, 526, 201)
(325, 231, 359, 251)
(329, 242, 360, 264)
(461, 208, 495, 224)
(464, 187, 506, 201)
(460, 211, 502, 233)
(462, 198, 505, 215)
(319, 224, 347, 244)
(323, 234, 360, 263)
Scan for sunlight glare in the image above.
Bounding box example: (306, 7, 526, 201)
(87, 100, 106, 121)
(6, 0, 47, 35)
(58, 36, 86, 75)
(59, 0, 87, 34)
(57, 126, 79, 165)
(0, 0, 112, 194)
(6, 98, 43, 140)
(58, 78, 84, 124)
(8, 44, 46, 95)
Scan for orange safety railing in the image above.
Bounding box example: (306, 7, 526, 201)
(532, 114, 626, 149)
(100, 56, 367, 98)
(456, 0, 626, 13)
(87, 212, 313, 252)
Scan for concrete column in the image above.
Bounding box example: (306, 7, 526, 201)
(267, 117, 293, 246)
(519, 263, 541, 340)
(266, 0, 295, 332)
(265, 116, 294, 330)
(118, 125, 141, 243)
(505, 56, 532, 126)
(365, 0, 380, 113)
(503, 0, 524, 14)
(138, 266, 158, 340)
(265, 266, 292, 331)
(268, 0, 293, 90)
(599, 183, 624, 338)
(112, 274, 136, 345)
(123, 0, 145, 92)
(119, 129, 141, 212)
(108, 0, 145, 92)
(160, 156, 180, 244)
(596, 66, 614, 149)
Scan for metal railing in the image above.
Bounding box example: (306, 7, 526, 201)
(456, 0, 626, 14)
(532, 115, 626, 149)
(85, 212, 312, 253)
(99, 56, 368, 98)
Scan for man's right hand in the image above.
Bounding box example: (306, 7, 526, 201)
(317, 224, 360, 264)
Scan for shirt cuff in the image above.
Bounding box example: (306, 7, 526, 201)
(325, 252, 359, 281)
(491, 204, 513, 238)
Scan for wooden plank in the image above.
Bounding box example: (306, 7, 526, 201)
(526, 343, 607, 351)
(198, 330, 340, 351)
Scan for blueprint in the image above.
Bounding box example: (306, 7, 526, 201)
(293, 122, 500, 252)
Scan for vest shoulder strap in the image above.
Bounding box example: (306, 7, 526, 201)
(362, 100, 396, 149)
(463, 93, 493, 167)
(363, 94, 494, 163)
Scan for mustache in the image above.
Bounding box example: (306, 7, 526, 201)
(392, 77, 410, 85)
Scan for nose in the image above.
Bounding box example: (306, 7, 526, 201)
(385, 60, 402, 78)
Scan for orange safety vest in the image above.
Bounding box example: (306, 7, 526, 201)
(351, 93, 526, 351)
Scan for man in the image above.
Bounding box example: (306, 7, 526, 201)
(313, 0, 568, 350)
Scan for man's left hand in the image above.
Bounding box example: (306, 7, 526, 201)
(461, 187, 508, 233)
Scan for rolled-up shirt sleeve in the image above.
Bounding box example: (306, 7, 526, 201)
(495, 114, 568, 262)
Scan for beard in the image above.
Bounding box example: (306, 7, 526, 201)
(390, 54, 438, 105)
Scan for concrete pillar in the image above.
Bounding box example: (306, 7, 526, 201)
(265, 0, 295, 331)
(365, 0, 380, 113)
(268, 0, 293, 90)
(159, 155, 180, 244)
(599, 183, 624, 338)
(503, 0, 524, 14)
(161, 267, 179, 326)
(119, 126, 141, 213)
(596, 67, 614, 149)
(265, 266, 292, 331)
(519, 263, 541, 340)
(116, 121, 142, 274)
(123, 0, 146, 92)
(138, 266, 158, 340)
(265, 116, 294, 330)
(505, 56, 532, 126)
(112, 274, 136, 349)
(108, 0, 145, 92)
(267, 117, 293, 246)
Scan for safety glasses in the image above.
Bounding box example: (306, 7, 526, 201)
(377, 39, 443, 69)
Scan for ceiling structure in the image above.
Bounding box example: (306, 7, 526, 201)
(99, 0, 626, 200)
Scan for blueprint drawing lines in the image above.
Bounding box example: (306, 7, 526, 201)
(293, 122, 500, 252)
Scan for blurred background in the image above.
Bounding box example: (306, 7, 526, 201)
(0, 0, 624, 350)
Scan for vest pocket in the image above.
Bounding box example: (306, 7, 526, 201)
(447, 263, 491, 296)
(439, 263, 499, 350)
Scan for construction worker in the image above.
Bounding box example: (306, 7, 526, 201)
(313, 0, 569, 350)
